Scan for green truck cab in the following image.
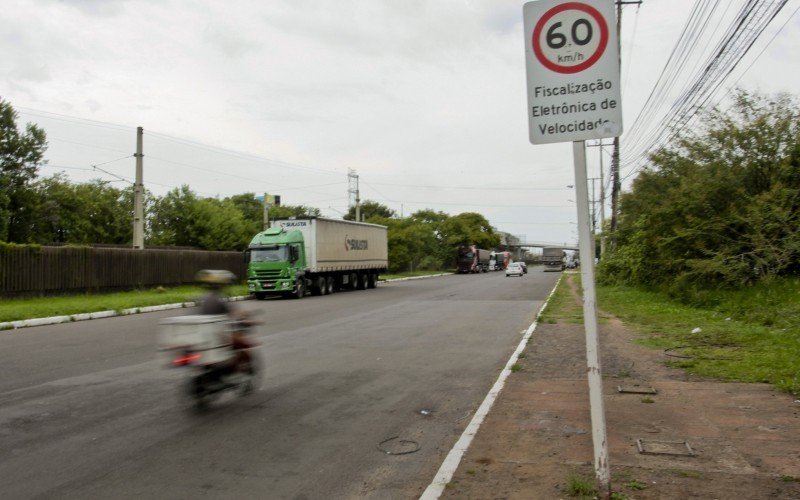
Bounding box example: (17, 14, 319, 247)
(246, 227, 306, 299)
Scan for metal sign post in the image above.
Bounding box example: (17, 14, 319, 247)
(523, 0, 622, 494)
(573, 139, 610, 491)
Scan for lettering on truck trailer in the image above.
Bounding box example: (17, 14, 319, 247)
(344, 235, 368, 251)
(279, 221, 309, 227)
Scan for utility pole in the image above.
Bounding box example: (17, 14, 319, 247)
(587, 140, 613, 257)
(588, 177, 599, 235)
(612, 0, 644, 236)
(132, 127, 144, 249)
(262, 193, 269, 231)
(356, 182, 361, 222)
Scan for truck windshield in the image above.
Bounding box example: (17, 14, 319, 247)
(250, 245, 288, 262)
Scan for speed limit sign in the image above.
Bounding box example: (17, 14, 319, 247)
(523, 0, 622, 144)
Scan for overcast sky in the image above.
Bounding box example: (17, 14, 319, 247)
(3, 0, 800, 246)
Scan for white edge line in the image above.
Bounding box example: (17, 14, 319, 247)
(419, 274, 564, 500)
(0, 273, 450, 332)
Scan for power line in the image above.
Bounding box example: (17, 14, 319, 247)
(723, 3, 800, 93)
(365, 181, 571, 192)
(48, 137, 132, 155)
(144, 130, 342, 177)
(621, 0, 789, 180)
(15, 107, 135, 132)
(386, 200, 572, 209)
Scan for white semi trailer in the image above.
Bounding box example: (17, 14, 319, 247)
(246, 217, 389, 299)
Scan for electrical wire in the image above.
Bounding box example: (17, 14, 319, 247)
(621, 0, 789, 181)
(622, 3, 642, 97)
(365, 181, 571, 191)
(15, 107, 135, 132)
(722, 2, 800, 95)
(144, 130, 341, 177)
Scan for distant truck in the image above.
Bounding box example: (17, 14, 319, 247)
(492, 250, 510, 271)
(542, 247, 565, 272)
(456, 245, 490, 273)
(246, 217, 388, 299)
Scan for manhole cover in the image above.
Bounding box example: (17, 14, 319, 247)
(377, 436, 420, 455)
(618, 385, 657, 395)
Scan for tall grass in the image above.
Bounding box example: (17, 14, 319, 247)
(598, 278, 800, 395)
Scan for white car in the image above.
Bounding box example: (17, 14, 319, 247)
(505, 262, 524, 277)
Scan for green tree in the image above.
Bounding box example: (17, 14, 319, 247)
(268, 203, 321, 220)
(344, 200, 395, 221)
(29, 175, 134, 244)
(149, 185, 200, 247)
(150, 186, 260, 250)
(193, 198, 252, 250)
(371, 215, 437, 272)
(226, 193, 263, 234)
(0, 99, 48, 242)
(600, 90, 800, 288)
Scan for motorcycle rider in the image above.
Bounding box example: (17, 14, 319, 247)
(196, 270, 258, 376)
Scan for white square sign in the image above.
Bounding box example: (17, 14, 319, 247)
(523, 0, 623, 144)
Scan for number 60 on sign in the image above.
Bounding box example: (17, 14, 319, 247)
(523, 0, 622, 144)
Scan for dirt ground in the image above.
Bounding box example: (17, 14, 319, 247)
(440, 273, 800, 499)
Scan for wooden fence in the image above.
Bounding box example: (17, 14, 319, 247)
(0, 246, 247, 297)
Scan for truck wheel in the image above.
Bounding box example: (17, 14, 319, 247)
(254, 292, 267, 300)
(292, 280, 305, 299)
(367, 273, 377, 289)
(348, 273, 358, 290)
(326, 277, 335, 294)
(356, 273, 367, 290)
(317, 276, 327, 296)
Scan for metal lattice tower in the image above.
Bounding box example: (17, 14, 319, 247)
(347, 169, 358, 208)
(347, 169, 360, 220)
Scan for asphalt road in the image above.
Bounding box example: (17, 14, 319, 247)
(0, 269, 560, 499)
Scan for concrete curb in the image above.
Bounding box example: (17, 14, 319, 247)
(0, 296, 249, 332)
(380, 272, 453, 283)
(0, 273, 451, 332)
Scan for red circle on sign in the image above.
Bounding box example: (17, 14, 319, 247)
(532, 2, 609, 74)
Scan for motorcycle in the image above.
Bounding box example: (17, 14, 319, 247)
(159, 314, 261, 410)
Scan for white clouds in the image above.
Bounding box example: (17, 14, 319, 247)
(3, 0, 800, 245)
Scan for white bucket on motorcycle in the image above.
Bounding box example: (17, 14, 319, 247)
(157, 314, 233, 368)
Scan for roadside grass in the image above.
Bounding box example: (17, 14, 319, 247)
(598, 280, 800, 395)
(538, 275, 584, 325)
(0, 285, 249, 323)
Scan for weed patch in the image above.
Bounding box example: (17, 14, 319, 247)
(598, 283, 800, 395)
(566, 473, 598, 498)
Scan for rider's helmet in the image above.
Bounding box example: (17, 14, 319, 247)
(195, 269, 236, 289)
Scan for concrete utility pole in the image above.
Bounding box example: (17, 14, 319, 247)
(587, 140, 614, 257)
(588, 177, 599, 235)
(611, 0, 644, 235)
(347, 169, 361, 221)
(356, 183, 361, 222)
(261, 194, 280, 229)
(132, 127, 144, 249)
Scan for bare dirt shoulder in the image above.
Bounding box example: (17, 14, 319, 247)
(441, 273, 800, 499)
